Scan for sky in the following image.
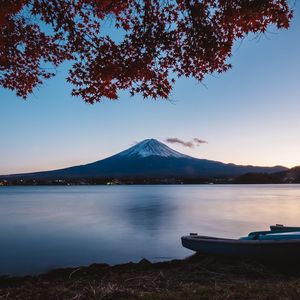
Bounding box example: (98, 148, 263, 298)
(1, 4, 300, 175)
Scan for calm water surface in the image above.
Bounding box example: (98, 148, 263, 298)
(1, 184, 300, 275)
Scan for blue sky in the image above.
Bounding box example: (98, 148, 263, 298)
(1, 4, 300, 174)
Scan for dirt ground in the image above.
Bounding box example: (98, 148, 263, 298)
(1, 253, 300, 299)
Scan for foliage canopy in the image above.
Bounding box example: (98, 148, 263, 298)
(0, 0, 293, 103)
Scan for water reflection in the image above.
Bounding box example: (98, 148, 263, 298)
(118, 191, 176, 233)
(1, 184, 300, 275)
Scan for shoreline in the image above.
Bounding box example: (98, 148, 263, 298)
(1, 182, 299, 186)
(2, 254, 300, 299)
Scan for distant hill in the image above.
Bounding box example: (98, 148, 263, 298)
(280, 167, 300, 183)
(235, 166, 300, 184)
(0, 139, 287, 183)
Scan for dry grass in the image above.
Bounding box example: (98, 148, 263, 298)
(1, 254, 300, 299)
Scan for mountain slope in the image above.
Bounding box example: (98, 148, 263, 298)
(0, 139, 287, 181)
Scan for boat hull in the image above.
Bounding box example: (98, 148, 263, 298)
(181, 235, 300, 260)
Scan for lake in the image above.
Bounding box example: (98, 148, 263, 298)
(1, 184, 300, 276)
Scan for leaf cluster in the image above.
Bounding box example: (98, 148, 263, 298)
(0, 0, 293, 102)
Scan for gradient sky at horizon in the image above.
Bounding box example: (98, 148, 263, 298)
(1, 4, 300, 175)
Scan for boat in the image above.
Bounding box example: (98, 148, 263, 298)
(181, 228, 300, 260)
(248, 225, 300, 237)
(270, 224, 300, 231)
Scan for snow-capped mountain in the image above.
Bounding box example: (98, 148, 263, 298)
(116, 139, 188, 158)
(0, 139, 287, 181)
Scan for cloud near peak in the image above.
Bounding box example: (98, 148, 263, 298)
(193, 138, 208, 145)
(165, 137, 207, 148)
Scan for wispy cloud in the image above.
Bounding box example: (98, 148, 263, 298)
(165, 138, 193, 148)
(165, 137, 207, 148)
(193, 138, 208, 145)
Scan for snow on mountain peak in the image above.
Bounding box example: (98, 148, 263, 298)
(116, 139, 189, 158)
